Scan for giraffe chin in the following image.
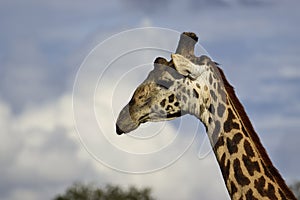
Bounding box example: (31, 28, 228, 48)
(115, 123, 139, 135)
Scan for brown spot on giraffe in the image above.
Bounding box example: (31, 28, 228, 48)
(242, 154, 261, 176)
(246, 189, 258, 200)
(204, 85, 208, 91)
(255, 176, 277, 199)
(208, 104, 215, 114)
(244, 139, 255, 157)
(210, 89, 217, 102)
(223, 108, 240, 133)
(168, 94, 175, 103)
(193, 88, 199, 98)
(220, 153, 230, 182)
(233, 159, 251, 186)
(160, 99, 166, 107)
(230, 181, 238, 196)
(217, 102, 226, 117)
(226, 132, 243, 154)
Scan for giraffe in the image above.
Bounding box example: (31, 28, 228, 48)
(115, 32, 296, 199)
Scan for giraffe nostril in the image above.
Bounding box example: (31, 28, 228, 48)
(116, 124, 125, 135)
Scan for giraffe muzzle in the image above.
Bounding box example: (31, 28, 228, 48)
(115, 104, 140, 135)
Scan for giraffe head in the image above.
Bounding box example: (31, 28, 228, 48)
(116, 51, 222, 134)
(116, 57, 182, 134)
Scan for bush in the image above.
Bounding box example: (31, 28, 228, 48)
(54, 182, 155, 200)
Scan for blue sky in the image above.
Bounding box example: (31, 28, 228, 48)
(1, 0, 300, 199)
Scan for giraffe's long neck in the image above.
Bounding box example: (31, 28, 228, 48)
(194, 68, 296, 199)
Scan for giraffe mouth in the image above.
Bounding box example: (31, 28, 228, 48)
(116, 124, 125, 135)
(115, 120, 140, 135)
(115, 104, 140, 135)
(116, 111, 183, 135)
(166, 111, 183, 118)
(138, 114, 150, 123)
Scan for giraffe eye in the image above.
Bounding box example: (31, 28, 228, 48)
(156, 79, 173, 89)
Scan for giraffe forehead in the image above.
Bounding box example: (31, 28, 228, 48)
(151, 56, 219, 91)
(142, 61, 224, 109)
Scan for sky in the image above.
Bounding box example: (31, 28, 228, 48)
(1, 0, 300, 199)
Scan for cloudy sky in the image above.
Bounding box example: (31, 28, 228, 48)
(1, 0, 300, 199)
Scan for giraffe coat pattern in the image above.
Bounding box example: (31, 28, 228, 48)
(116, 32, 296, 200)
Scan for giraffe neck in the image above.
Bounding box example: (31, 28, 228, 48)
(193, 68, 296, 199)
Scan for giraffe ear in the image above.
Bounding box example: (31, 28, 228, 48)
(171, 54, 201, 79)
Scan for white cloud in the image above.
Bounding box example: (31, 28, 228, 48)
(0, 95, 110, 200)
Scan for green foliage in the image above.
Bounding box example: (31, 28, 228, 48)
(53, 182, 155, 200)
(290, 181, 300, 200)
